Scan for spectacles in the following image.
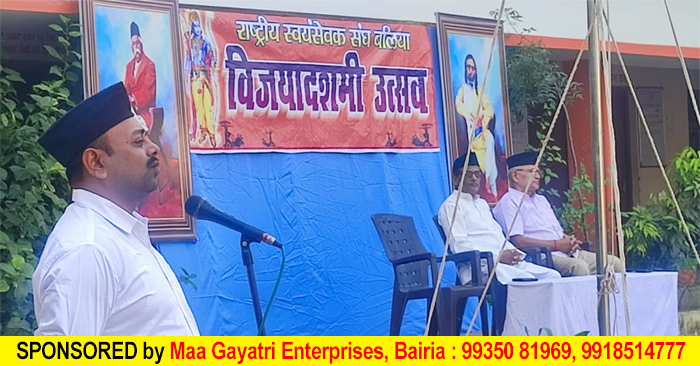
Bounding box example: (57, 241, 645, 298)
(465, 171, 483, 179)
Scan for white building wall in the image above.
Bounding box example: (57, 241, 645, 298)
(182, 0, 700, 48)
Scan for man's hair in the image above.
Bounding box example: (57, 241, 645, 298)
(65, 134, 114, 186)
(507, 168, 517, 185)
(464, 54, 478, 90)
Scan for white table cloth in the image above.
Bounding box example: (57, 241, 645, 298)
(502, 272, 678, 336)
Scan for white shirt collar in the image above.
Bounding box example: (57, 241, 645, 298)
(508, 187, 534, 201)
(71, 189, 149, 238)
(452, 190, 480, 202)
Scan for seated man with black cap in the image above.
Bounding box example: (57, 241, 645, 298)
(438, 153, 561, 285)
(493, 151, 623, 276)
(33, 82, 199, 335)
(439, 153, 560, 335)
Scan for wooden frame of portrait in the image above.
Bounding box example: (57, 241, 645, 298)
(80, 0, 196, 242)
(435, 13, 512, 204)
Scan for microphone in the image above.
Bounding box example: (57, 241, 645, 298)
(185, 195, 282, 248)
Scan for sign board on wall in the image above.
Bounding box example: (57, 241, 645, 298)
(637, 87, 666, 168)
(180, 8, 439, 153)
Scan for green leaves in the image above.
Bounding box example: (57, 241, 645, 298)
(66, 71, 79, 82)
(44, 45, 61, 60)
(6, 316, 32, 333)
(11, 255, 25, 270)
(623, 147, 700, 272)
(1, 14, 81, 336)
(0, 263, 16, 277)
(499, 6, 584, 208)
(554, 162, 595, 241)
(3, 69, 25, 83)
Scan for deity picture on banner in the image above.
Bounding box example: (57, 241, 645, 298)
(81, 0, 196, 241)
(179, 8, 438, 153)
(436, 13, 512, 204)
(182, 10, 219, 148)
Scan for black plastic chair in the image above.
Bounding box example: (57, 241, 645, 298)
(523, 247, 555, 269)
(372, 214, 489, 336)
(432, 214, 500, 335)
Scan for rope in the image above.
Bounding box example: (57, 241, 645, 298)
(428, 0, 699, 337)
(563, 105, 591, 243)
(598, 2, 631, 335)
(423, 0, 508, 336)
(601, 8, 700, 276)
(596, 262, 620, 334)
(597, 263, 619, 298)
(464, 13, 599, 336)
(663, 0, 700, 128)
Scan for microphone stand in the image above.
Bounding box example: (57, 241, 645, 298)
(240, 235, 266, 336)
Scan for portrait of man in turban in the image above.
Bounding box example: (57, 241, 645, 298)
(88, 3, 195, 241)
(124, 21, 157, 130)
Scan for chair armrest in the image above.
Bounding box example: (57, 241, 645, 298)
(393, 252, 436, 267)
(541, 247, 554, 268)
(523, 248, 542, 265)
(446, 250, 481, 286)
(523, 247, 555, 268)
(445, 250, 479, 266)
(481, 252, 494, 272)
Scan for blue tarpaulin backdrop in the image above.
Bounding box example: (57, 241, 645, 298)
(156, 27, 488, 336)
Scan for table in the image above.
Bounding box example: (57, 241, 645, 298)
(502, 272, 678, 336)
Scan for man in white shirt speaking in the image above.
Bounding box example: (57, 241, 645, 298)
(34, 82, 199, 336)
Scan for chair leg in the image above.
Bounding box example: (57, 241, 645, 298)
(492, 283, 507, 336)
(390, 288, 408, 336)
(437, 289, 456, 336)
(425, 297, 439, 336)
(454, 297, 468, 336)
(479, 297, 490, 336)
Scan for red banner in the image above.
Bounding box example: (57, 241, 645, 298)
(180, 9, 438, 152)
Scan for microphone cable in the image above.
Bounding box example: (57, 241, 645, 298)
(257, 246, 286, 336)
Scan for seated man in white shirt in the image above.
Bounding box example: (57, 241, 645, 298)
(493, 151, 623, 276)
(439, 153, 560, 335)
(438, 153, 561, 286)
(33, 82, 200, 335)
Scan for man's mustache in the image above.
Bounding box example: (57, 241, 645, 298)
(147, 156, 158, 168)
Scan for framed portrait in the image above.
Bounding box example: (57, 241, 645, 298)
(436, 13, 512, 204)
(80, 0, 196, 241)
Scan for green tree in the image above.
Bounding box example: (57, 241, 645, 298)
(491, 7, 583, 199)
(624, 147, 700, 273)
(492, 8, 593, 240)
(0, 15, 82, 335)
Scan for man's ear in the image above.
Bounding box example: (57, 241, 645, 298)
(510, 170, 519, 184)
(82, 148, 108, 180)
(452, 169, 462, 188)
